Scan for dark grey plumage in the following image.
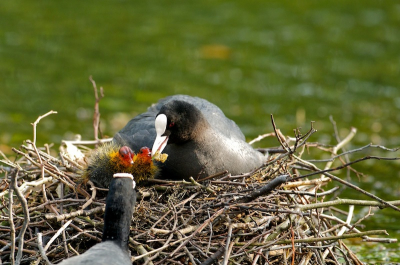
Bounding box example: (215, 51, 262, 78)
(57, 176, 136, 265)
(57, 241, 131, 265)
(114, 95, 265, 180)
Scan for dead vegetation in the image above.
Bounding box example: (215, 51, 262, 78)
(1, 86, 400, 265)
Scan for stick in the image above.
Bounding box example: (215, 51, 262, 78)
(200, 245, 226, 265)
(12, 170, 31, 265)
(0, 176, 53, 198)
(239, 174, 289, 203)
(133, 242, 154, 265)
(234, 230, 388, 246)
(37, 233, 53, 265)
(222, 216, 232, 265)
(81, 180, 96, 209)
(131, 236, 188, 262)
(293, 155, 400, 212)
(197, 170, 228, 182)
(169, 208, 225, 257)
(62, 138, 112, 146)
(89, 75, 104, 143)
(271, 114, 290, 152)
(248, 132, 276, 145)
(31, 110, 57, 145)
(44, 220, 73, 252)
(277, 186, 340, 197)
(45, 206, 105, 221)
(9, 172, 16, 265)
(298, 199, 400, 211)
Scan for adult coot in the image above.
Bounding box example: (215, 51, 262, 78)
(114, 95, 265, 180)
(58, 173, 136, 265)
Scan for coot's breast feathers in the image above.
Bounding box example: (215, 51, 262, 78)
(113, 95, 245, 152)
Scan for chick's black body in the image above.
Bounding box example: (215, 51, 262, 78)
(114, 95, 265, 180)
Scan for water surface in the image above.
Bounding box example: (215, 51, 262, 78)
(1, 0, 400, 262)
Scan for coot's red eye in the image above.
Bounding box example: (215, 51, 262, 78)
(169, 122, 175, 128)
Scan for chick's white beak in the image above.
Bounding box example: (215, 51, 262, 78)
(152, 114, 169, 156)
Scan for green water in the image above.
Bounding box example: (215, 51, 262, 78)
(1, 0, 400, 262)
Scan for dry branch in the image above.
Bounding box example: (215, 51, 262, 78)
(1, 105, 399, 264)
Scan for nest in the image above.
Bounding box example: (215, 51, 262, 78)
(1, 115, 399, 265)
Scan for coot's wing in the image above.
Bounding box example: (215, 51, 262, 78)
(113, 112, 157, 153)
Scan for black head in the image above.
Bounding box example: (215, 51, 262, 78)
(102, 176, 137, 250)
(156, 100, 206, 144)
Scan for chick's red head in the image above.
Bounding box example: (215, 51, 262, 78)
(118, 146, 135, 167)
(139, 146, 151, 157)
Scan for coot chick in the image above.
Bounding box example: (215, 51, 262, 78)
(84, 144, 158, 188)
(58, 173, 136, 265)
(114, 95, 265, 180)
(133, 145, 159, 181)
(84, 144, 134, 188)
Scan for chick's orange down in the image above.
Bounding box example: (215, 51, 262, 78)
(84, 144, 158, 188)
(84, 144, 135, 188)
(132, 147, 158, 183)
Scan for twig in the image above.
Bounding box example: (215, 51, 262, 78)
(249, 132, 276, 145)
(277, 186, 340, 197)
(326, 127, 357, 169)
(238, 174, 289, 203)
(31, 110, 58, 145)
(222, 216, 232, 265)
(133, 242, 154, 265)
(322, 205, 354, 259)
(151, 225, 199, 235)
(89, 75, 104, 143)
(131, 237, 188, 262)
(12, 170, 31, 265)
(61, 138, 112, 146)
(348, 206, 374, 233)
(197, 170, 229, 182)
(68, 243, 80, 256)
(293, 155, 400, 212)
(189, 176, 216, 195)
(283, 177, 330, 189)
(69, 223, 102, 242)
(0, 176, 53, 198)
(290, 225, 295, 265)
(169, 208, 225, 257)
(234, 230, 387, 246)
(81, 180, 96, 209)
(200, 245, 225, 265)
(271, 114, 290, 152)
(9, 172, 16, 265)
(31, 112, 57, 215)
(307, 143, 400, 163)
(338, 205, 354, 236)
(297, 199, 400, 211)
(37, 233, 53, 265)
(44, 220, 73, 252)
(45, 206, 105, 221)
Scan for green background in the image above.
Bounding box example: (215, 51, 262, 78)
(1, 1, 400, 262)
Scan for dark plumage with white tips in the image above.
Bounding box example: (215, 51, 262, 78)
(114, 95, 265, 180)
(58, 173, 136, 265)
